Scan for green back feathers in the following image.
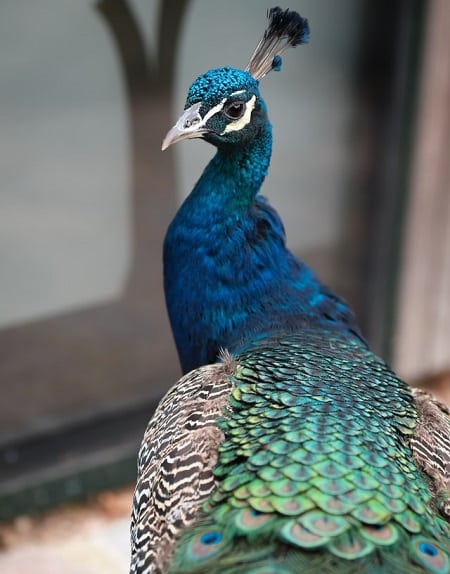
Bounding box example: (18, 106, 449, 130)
(166, 331, 450, 574)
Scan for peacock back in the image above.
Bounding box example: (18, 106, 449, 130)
(164, 331, 450, 574)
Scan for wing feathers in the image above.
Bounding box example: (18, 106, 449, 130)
(130, 360, 235, 574)
(410, 387, 450, 520)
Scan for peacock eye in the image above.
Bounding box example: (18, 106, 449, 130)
(223, 101, 246, 120)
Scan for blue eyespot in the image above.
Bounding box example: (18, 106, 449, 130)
(419, 542, 438, 557)
(200, 531, 223, 545)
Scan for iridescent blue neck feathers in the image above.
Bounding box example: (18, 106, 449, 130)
(163, 68, 362, 373)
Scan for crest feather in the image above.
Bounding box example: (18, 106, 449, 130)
(246, 7, 309, 81)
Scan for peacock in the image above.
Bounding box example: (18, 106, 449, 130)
(130, 8, 450, 574)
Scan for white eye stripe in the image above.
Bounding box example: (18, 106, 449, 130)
(221, 95, 256, 134)
(202, 97, 228, 124)
(181, 98, 228, 135)
(191, 93, 256, 133)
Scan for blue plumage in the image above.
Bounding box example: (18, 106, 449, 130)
(164, 65, 362, 373)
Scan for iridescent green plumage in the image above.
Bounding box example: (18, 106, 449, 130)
(164, 331, 450, 574)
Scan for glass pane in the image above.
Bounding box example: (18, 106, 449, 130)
(0, 0, 130, 327)
(0, 0, 181, 447)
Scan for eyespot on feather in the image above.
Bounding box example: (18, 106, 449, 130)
(184, 528, 229, 564)
(410, 537, 450, 574)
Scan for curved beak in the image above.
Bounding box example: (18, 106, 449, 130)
(162, 102, 207, 150)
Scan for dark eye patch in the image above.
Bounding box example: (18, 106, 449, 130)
(223, 101, 246, 120)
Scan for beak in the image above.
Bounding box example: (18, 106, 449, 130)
(162, 102, 207, 150)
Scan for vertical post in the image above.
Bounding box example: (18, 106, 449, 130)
(96, 0, 190, 299)
(394, 0, 450, 379)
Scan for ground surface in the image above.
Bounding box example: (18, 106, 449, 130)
(0, 486, 133, 574)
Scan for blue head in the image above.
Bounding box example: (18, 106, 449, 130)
(163, 68, 266, 151)
(162, 8, 309, 152)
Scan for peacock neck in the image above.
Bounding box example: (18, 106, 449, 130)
(164, 125, 363, 374)
(188, 127, 273, 215)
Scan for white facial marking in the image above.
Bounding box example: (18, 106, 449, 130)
(172, 91, 256, 144)
(221, 94, 257, 134)
(201, 98, 228, 125)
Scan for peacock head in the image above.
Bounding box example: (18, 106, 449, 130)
(162, 7, 309, 151)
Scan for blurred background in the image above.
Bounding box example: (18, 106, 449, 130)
(0, 0, 448, 570)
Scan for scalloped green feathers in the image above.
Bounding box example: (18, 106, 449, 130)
(166, 331, 450, 574)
